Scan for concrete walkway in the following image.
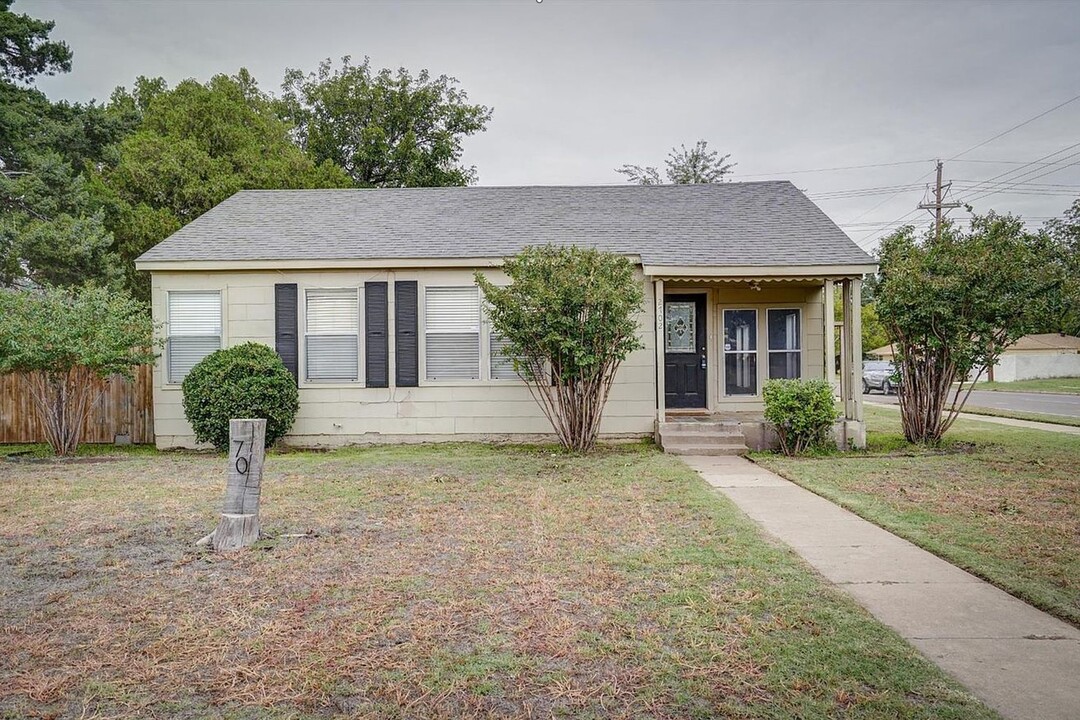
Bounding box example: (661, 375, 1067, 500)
(866, 399, 1080, 436)
(682, 455, 1080, 720)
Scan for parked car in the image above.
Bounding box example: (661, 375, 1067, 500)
(863, 360, 900, 395)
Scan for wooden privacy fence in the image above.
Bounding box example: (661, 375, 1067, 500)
(0, 364, 155, 445)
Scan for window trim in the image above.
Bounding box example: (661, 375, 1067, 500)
(766, 307, 803, 381)
(300, 286, 364, 386)
(423, 285, 482, 382)
(164, 289, 223, 387)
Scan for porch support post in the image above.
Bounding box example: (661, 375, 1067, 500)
(654, 278, 665, 434)
(848, 277, 863, 424)
(839, 277, 865, 449)
(823, 279, 836, 391)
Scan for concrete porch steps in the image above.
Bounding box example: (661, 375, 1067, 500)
(659, 420, 748, 456)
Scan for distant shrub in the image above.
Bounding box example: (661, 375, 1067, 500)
(763, 379, 839, 455)
(181, 343, 299, 450)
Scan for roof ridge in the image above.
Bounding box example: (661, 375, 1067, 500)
(234, 180, 796, 193)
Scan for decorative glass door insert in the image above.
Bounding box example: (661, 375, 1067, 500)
(665, 301, 696, 353)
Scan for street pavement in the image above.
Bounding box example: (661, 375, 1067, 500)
(865, 389, 1080, 418)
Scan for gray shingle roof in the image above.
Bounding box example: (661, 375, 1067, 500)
(136, 181, 873, 267)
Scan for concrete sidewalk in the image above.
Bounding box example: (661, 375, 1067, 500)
(682, 455, 1080, 720)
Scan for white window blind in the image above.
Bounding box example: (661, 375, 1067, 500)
(167, 291, 222, 384)
(489, 334, 518, 380)
(305, 288, 359, 381)
(425, 287, 480, 380)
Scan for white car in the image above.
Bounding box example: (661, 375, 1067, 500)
(863, 360, 900, 395)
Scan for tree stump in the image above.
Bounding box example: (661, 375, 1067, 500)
(210, 418, 266, 552)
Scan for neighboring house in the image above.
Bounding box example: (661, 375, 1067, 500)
(134, 182, 876, 452)
(868, 333, 1080, 382)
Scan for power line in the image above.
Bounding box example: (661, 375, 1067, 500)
(961, 154, 1080, 206)
(951, 158, 1068, 165)
(947, 91, 1080, 160)
(735, 159, 934, 178)
(844, 168, 938, 228)
(955, 145, 1080, 205)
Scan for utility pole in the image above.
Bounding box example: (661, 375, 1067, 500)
(918, 160, 962, 242)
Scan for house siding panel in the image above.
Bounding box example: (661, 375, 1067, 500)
(149, 268, 658, 448)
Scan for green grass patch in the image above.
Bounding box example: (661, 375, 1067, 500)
(756, 406, 1080, 627)
(0, 441, 995, 718)
(958, 405, 1080, 428)
(0, 442, 160, 458)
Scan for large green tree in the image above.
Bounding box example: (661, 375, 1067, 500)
(1041, 198, 1080, 337)
(279, 56, 492, 187)
(1, 1, 135, 288)
(876, 214, 1059, 443)
(617, 140, 736, 185)
(0, 0, 70, 84)
(91, 69, 352, 298)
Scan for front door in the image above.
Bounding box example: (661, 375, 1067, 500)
(664, 294, 707, 408)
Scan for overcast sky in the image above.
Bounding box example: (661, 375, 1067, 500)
(28, 0, 1080, 252)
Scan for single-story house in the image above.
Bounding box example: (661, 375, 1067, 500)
(134, 182, 876, 452)
(868, 333, 1080, 382)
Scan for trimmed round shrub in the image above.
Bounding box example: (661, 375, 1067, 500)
(181, 342, 299, 450)
(762, 378, 839, 455)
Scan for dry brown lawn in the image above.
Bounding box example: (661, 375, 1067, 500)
(0, 443, 993, 719)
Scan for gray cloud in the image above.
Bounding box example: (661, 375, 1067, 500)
(30, 0, 1080, 251)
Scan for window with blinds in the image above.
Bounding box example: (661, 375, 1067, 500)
(425, 286, 480, 380)
(167, 291, 222, 384)
(489, 334, 519, 380)
(305, 288, 359, 382)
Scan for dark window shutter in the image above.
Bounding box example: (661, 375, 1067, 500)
(274, 283, 299, 383)
(365, 282, 389, 388)
(395, 280, 419, 387)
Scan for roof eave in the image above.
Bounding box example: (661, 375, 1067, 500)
(135, 254, 647, 272)
(642, 262, 879, 279)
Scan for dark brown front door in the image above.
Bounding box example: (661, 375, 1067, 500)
(664, 294, 707, 408)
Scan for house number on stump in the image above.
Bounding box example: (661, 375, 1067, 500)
(198, 418, 267, 552)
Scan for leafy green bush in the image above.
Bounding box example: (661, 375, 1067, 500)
(181, 342, 299, 450)
(476, 245, 644, 453)
(0, 285, 158, 456)
(763, 379, 839, 455)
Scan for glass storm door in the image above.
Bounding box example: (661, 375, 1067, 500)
(664, 294, 707, 408)
(723, 309, 758, 396)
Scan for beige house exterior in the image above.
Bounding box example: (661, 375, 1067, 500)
(136, 184, 875, 451)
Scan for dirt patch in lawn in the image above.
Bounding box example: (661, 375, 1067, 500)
(0, 444, 991, 719)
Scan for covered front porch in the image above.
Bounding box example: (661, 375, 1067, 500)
(645, 265, 871, 452)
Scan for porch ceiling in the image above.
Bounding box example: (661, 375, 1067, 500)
(659, 276, 831, 288)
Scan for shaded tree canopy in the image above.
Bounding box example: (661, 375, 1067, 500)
(1041, 198, 1080, 337)
(617, 140, 736, 185)
(91, 69, 353, 298)
(0, 0, 71, 84)
(279, 56, 493, 187)
(1, 1, 134, 289)
(3, 11, 493, 295)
